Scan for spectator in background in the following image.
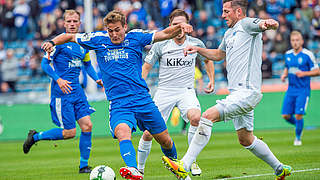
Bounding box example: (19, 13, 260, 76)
(261, 51, 273, 79)
(0, 41, 5, 87)
(196, 10, 213, 38)
(1, 49, 19, 93)
(266, 0, 282, 20)
(311, 5, 320, 41)
(271, 33, 288, 55)
(292, 9, 310, 41)
(204, 26, 219, 49)
(13, 0, 30, 41)
(300, 0, 313, 21)
(250, 0, 266, 14)
(28, 0, 41, 39)
(114, 0, 132, 17)
(1, 0, 16, 41)
(130, 1, 148, 28)
(127, 14, 141, 31)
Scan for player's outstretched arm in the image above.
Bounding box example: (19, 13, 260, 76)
(204, 60, 215, 93)
(142, 62, 153, 80)
(281, 68, 288, 82)
(184, 46, 226, 61)
(42, 33, 76, 52)
(259, 19, 279, 31)
(153, 23, 193, 43)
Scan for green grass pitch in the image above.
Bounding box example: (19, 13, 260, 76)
(1, 128, 320, 180)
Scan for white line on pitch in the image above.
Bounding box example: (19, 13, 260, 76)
(217, 168, 320, 180)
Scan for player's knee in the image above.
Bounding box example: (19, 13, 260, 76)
(282, 114, 291, 120)
(189, 114, 200, 126)
(63, 128, 76, 139)
(81, 121, 93, 132)
(160, 138, 172, 149)
(142, 131, 153, 141)
(295, 114, 303, 120)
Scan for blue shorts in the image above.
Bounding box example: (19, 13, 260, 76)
(108, 95, 167, 138)
(281, 92, 309, 115)
(50, 95, 95, 130)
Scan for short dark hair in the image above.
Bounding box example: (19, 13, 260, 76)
(223, 0, 248, 14)
(103, 10, 126, 27)
(169, 9, 189, 23)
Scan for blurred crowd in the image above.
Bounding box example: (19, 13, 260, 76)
(0, 0, 319, 93)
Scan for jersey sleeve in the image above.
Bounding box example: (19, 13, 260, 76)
(284, 54, 289, 69)
(75, 32, 106, 50)
(43, 46, 59, 61)
(195, 39, 207, 61)
(218, 36, 226, 52)
(241, 18, 263, 35)
(144, 42, 161, 65)
(130, 29, 156, 47)
(306, 51, 319, 70)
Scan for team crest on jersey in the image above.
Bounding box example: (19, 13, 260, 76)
(287, 57, 291, 61)
(123, 40, 130, 46)
(298, 57, 303, 64)
(81, 33, 93, 41)
(80, 46, 85, 54)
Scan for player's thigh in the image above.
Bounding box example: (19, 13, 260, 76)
(216, 90, 262, 122)
(177, 88, 201, 122)
(135, 103, 167, 136)
(153, 89, 178, 123)
(109, 106, 136, 139)
(281, 93, 296, 115)
(74, 97, 95, 121)
(294, 93, 309, 115)
(50, 97, 76, 130)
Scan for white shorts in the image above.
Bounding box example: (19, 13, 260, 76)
(215, 89, 263, 131)
(153, 87, 201, 123)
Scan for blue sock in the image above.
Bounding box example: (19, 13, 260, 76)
(33, 128, 64, 141)
(161, 141, 177, 159)
(286, 116, 296, 125)
(119, 140, 137, 168)
(295, 119, 304, 140)
(79, 132, 92, 169)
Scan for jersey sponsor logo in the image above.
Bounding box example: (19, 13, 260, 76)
(166, 58, 193, 67)
(68, 57, 83, 68)
(104, 48, 129, 62)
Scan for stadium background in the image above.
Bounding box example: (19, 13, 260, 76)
(0, 0, 320, 141)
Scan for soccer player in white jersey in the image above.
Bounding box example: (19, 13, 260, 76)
(162, 1, 292, 180)
(137, 9, 215, 176)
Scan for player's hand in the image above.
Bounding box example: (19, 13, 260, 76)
(41, 41, 54, 53)
(180, 22, 193, 34)
(260, 19, 279, 31)
(296, 71, 305, 78)
(204, 82, 214, 94)
(184, 45, 198, 56)
(57, 78, 72, 94)
(280, 74, 286, 82)
(96, 79, 103, 87)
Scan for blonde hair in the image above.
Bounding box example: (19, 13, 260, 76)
(103, 10, 126, 27)
(290, 30, 303, 39)
(63, 9, 80, 20)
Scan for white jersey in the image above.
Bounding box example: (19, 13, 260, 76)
(219, 17, 263, 91)
(145, 35, 206, 88)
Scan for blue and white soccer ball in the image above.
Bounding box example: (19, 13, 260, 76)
(89, 165, 116, 180)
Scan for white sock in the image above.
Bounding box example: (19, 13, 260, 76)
(137, 137, 152, 172)
(188, 125, 198, 145)
(182, 117, 213, 171)
(245, 136, 282, 173)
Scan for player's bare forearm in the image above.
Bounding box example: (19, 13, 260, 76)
(153, 23, 193, 43)
(197, 48, 225, 61)
(204, 60, 215, 92)
(259, 19, 279, 31)
(281, 68, 288, 82)
(142, 63, 153, 79)
(52, 33, 76, 45)
(297, 68, 320, 77)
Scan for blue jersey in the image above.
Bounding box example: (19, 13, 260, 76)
(75, 30, 155, 100)
(285, 48, 318, 95)
(44, 42, 90, 97)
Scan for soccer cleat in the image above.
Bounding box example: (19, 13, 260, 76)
(23, 130, 37, 154)
(191, 162, 201, 176)
(79, 166, 92, 173)
(275, 165, 292, 180)
(119, 166, 144, 180)
(294, 139, 302, 146)
(162, 156, 189, 179)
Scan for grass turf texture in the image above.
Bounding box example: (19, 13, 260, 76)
(0, 129, 319, 179)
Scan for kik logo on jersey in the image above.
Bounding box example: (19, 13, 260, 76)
(166, 57, 194, 67)
(104, 48, 129, 62)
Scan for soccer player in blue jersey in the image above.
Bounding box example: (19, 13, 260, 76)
(281, 30, 320, 146)
(23, 10, 103, 174)
(41, 10, 193, 180)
